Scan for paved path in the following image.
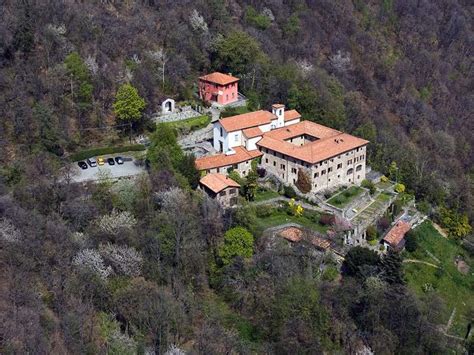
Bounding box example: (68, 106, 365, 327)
(403, 259, 439, 268)
(252, 196, 325, 212)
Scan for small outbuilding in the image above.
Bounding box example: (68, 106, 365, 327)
(382, 220, 411, 251)
(199, 173, 240, 207)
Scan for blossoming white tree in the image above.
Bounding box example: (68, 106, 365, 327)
(99, 243, 143, 277)
(72, 249, 112, 281)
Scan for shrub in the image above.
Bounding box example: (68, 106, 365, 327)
(283, 185, 297, 198)
(366, 225, 378, 241)
(320, 214, 335, 226)
(256, 205, 273, 218)
(321, 266, 338, 282)
(256, 167, 266, 178)
(361, 179, 376, 194)
(380, 175, 389, 183)
(394, 183, 406, 193)
(70, 144, 145, 162)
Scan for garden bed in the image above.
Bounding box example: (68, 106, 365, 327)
(326, 185, 364, 208)
(164, 115, 210, 133)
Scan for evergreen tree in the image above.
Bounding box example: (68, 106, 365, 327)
(380, 250, 405, 285)
(113, 83, 146, 123)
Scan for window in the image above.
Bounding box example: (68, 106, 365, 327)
(330, 159, 334, 162)
(226, 94, 229, 100)
(328, 167, 333, 173)
(361, 155, 365, 160)
(324, 161, 328, 164)
(347, 168, 354, 175)
(230, 197, 238, 206)
(314, 172, 319, 178)
(348, 159, 352, 165)
(229, 188, 237, 195)
(273, 161, 276, 166)
(219, 191, 226, 196)
(337, 175, 340, 178)
(321, 170, 326, 175)
(280, 164, 285, 170)
(217, 168, 220, 173)
(246, 160, 249, 165)
(233, 164, 238, 169)
(234, 134, 239, 142)
(292, 168, 297, 174)
(356, 164, 362, 172)
(232, 92, 235, 98)
(337, 163, 342, 169)
(265, 158, 268, 163)
(220, 127, 223, 136)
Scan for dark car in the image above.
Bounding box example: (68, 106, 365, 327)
(78, 161, 88, 170)
(87, 157, 97, 167)
(107, 157, 115, 165)
(115, 156, 124, 165)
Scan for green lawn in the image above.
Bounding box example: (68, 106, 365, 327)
(220, 106, 250, 118)
(163, 115, 210, 133)
(353, 192, 393, 224)
(254, 208, 329, 234)
(327, 186, 364, 208)
(375, 180, 393, 190)
(404, 221, 474, 337)
(254, 189, 280, 202)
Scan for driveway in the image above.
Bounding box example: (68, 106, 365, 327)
(69, 157, 146, 183)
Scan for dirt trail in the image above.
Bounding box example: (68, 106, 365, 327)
(403, 259, 439, 268)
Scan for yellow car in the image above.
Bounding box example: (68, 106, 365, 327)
(97, 157, 105, 166)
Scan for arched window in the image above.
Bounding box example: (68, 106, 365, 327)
(347, 168, 354, 175)
(356, 164, 362, 172)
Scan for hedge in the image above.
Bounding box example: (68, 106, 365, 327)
(69, 144, 146, 162)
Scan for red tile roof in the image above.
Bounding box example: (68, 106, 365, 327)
(272, 103, 285, 109)
(219, 110, 276, 132)
(278, 227, 303, 242)
(199, 72, 239, 86)
(257, 121, 369, 164)
(243, 126, 263, 138)
(195, 146, 263, 171)
(284, 109, 301, 122)
(199, 173, 240, 193)
(383, 221, 411, 247)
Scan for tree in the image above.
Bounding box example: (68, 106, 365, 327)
(366, 225, 378, 241)
(295, 169, 311, 193)
(243, 170, 258, 201)
(214, 31, 268, 87)
(437, 207, 472, 239)
(404, 230, 418, 252)
(380, 250, 405, 284)
(178, 154, 200, 189)
(342, 246, 380, 278)
(218, 227, 254, 265)
(113, 83, 146, 123)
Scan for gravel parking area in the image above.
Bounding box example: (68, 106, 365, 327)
(70, 157, 146, 183)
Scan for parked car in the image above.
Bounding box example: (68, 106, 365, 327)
(97, 157, 105, 166)
(115, 156, 124, 165)
(78, 161, 88, 170)
(87, 157, 97, 167)
(107, 157, 115, 165)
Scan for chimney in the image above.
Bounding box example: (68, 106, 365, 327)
(272, 104, 285, 128)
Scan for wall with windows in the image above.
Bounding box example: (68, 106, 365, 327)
(259, 145, 367, 193)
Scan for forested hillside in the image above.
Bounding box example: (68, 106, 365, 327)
(0, 1, 472, 353)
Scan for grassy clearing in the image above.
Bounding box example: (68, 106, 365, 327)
(327, 185, 364, 208)
(404, 221, 474, 337)
(163, 115, 210, 133)
(254, 207, 329, 235)
(254, 188, 280, 202)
